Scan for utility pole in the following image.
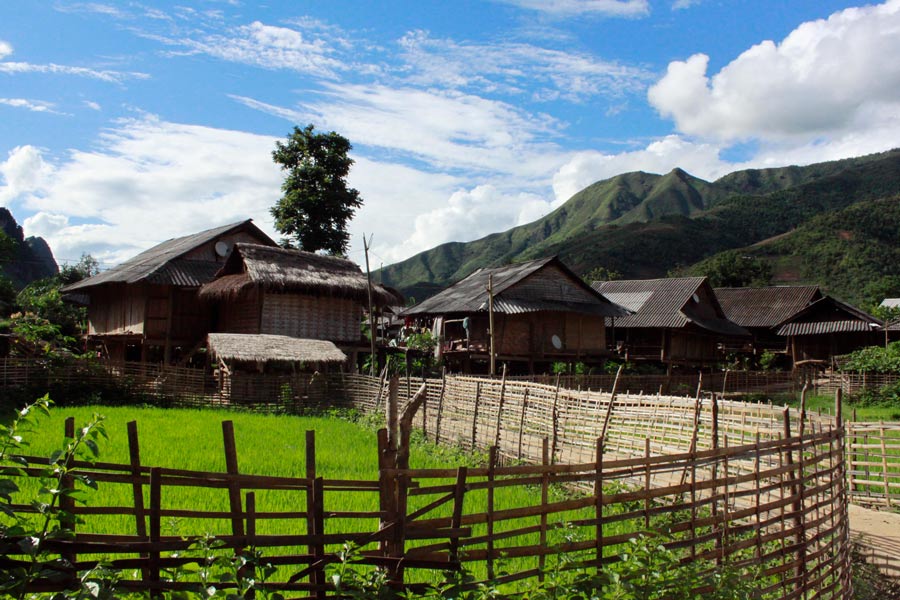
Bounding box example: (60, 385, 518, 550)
(488, 274, 495, 376)
(363, 234, 377, 376)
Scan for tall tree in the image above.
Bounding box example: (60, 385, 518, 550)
(271, 124, 362, 255)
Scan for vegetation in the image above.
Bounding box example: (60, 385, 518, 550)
(842, 342, 900, 374)
(271, 124, 362, 255)
(686, 249, 772, 288)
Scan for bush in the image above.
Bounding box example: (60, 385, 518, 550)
(842, 342, 900, 374)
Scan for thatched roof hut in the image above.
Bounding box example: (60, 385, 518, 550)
(207, 333, 347, 364)
(200, 244, 401, 306)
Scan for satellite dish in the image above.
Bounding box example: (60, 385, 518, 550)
(551, 334, 562, 350)
(215, 241, 230, 257)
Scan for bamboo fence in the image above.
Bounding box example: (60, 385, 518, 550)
(845, 421, 900, 508)
(3, 383, 852, 599)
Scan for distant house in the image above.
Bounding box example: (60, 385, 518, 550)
(715, 286, 823, 352)
(774, 296, 882, 366)
(62, 220, 276, 363)
(716, 286, 884, 366)
(593, 277, 748, 369)
(402, 256, 628, 374)
(198, 243, 402, 365)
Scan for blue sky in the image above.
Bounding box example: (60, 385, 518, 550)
(1, 0, 899, 271)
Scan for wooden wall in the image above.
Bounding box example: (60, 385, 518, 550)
(463, 312, 605, 356)
(87, 283, 146, 335)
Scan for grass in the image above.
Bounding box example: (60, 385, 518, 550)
(3, 404, 614, 590)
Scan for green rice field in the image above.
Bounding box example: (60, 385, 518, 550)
(5, 404, 607, 589)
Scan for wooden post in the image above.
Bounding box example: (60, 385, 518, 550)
(488, 274, 495, 376)
(471, 380, 482, 451)
(435, 368, 447, 444)
(517, 389, 529, 461)
(312, 477, 327, 597)
(60, 417, 76, 572)
(643, 437, 651, 530)
(710, 394, 721, 565)
(538, 437, 549, 581)
(448, 466, 468, 566)
(306, 430, 325, 596)
(799, 382, 808, 439)
(149, 467, 161, 599)
(599, 364, 623, 446)
(880, 423, 892, 507)
(221, 421, 245, 538)
(387, 376, 399, 451)
(486, 446, 497, 580)
(550, 373, 561, 464)
(127, 421, 149, 581)
(594, 437, 603, 569)
(782, 407, 805, 595)
(363, 233, 377, 376)
(494, 364, 508, 449)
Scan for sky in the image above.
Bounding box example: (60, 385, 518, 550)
(1, 0, 900, 272)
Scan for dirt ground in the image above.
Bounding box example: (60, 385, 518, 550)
(849, 503, 900, 582)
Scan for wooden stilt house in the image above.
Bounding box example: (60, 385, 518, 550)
(62, 220, 276, 363)
(198, 243, 402, 364)
(401, 256, 628, 374)
(593, 277, 749, 368)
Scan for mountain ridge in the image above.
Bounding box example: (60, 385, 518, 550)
(379, 149, 900, 305)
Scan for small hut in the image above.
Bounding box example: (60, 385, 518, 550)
(207, 333, 348, 403)
(199, 244, 402, 363)
(715, 285, 823, 352)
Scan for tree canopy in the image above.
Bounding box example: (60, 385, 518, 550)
(700, 250, 773, 288)
(271, 124, 362, 255)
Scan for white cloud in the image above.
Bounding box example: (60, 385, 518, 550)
(493, 0, 649, 17)
(83, 100, 101, 111)
(672, 0, 702, 9)
(397, 30, 651, 101)
(648, 0, 900, 141)
(0, 40, 12, 60)
(385, 185, 550, 263)
(274, 84, 566, 177)
(0, 145, 54, 204)
(23, 212, 69, 238)
(7, 118, 283, 264)
(0, 98, 60, 113)
(0, 61, 149, 82)
(175, 20, 345, 78)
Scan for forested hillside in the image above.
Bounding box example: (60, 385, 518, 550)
(379, 149, 900, 305)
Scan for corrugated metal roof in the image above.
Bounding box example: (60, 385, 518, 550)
(146, 259, 223, 287)
(596, 277, 749, 336)
(595, 277, 702, 329)
(881, 298, 900, 309)
(403, 256, 627, 318)
(777, 320, 879, 336)
(715, 286, 822, 327)
(63, 220, 275, 291)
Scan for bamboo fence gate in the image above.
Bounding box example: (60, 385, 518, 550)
(3, 370, 854, 598)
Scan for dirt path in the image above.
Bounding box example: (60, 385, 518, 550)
(849, 503, 900, 580)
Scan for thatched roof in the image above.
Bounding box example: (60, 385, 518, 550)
(199, 244, 402, 306)
(403, 256, 627, 318)
(63, 220, 275, 292)
(207, 333, 347, 363)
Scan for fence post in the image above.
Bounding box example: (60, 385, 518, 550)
(517, 389, 529, 461)
(595, 437, 603, 569)
(127, 421, 149, 582)
(435, 368, 447, 444)
(471, 381, 482, 451)
(149, 467, 161, 599)
(486, 446, 497, 580)
(60, 417, 77, 580)
(550, 375, 560, 464)
(782, 408, 806, 596)
(494, 365, 507, 450)
(599, 365, 623, 447)
(305, 430, 326, 597)
(538, 437, 549, 582)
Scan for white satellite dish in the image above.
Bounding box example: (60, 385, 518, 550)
(551, 334, 562, 350)
(215, 241, 230, 257)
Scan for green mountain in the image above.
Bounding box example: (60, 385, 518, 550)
(379, 149, 900, 305)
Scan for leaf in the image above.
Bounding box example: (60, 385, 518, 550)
(73, 473, 98, 489)
(83, 581, 100, 598)
(84, 439, 100, 458)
